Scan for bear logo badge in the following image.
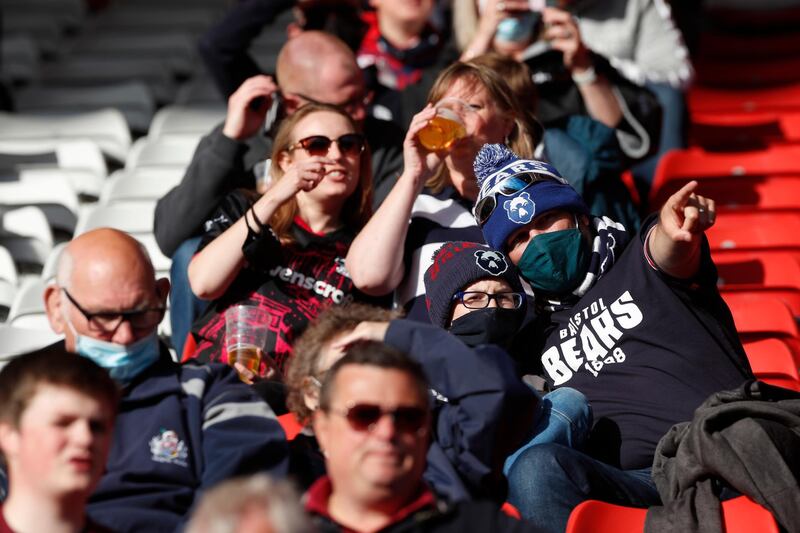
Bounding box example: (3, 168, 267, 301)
(503, 191, 535, 224)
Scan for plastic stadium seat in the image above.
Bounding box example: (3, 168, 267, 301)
(174, 76, 225, 105)
(2, 0, 85, 33)
(688, 83, 800, 115)
(695, 56, 800, 88)
(125, 136, 201, 170)
(723, 292, 799, 340)
(715, 252, 800, 316)
(0, 206, 53, 276)
(655, 175, 800, 214)
(689, 111, 800, 150)
(650, 146, 800, 208)
(742, 339, 800, 392)
(99, 168, 184, 205)
(0, 177, 78, 239)
(706, 212, 800, 258)
(0, 109, 131, 164)
(147, 105, 226, 140)
(88, 5, 221, 37)
(7, 278, 50, 330)
(0, 246, 18, 322)
(0, 35, 39, 85)
(566, 496, 779, 533)
(0, 325, 61, 365)
(40, 57, 176, 105)
(40, 242, 67, 284)
(2, 12, 62, 56)
(14, 82, 156, 135)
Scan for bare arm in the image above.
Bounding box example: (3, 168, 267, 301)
(647, 180, 716, 279)
(543, 7, 622, 128)
(188, 157, 331, 300)
(346, 106, 443, 295)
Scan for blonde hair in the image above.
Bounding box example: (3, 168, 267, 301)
(268, 102, 373, 244)
(424, 59, 543, 194)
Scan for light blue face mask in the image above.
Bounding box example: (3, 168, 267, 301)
(495, 13, 539, 44)
(68, 318, 160, 385)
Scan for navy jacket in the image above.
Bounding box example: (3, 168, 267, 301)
(86, 348, 288, 533)
(385, 320, 538, 503)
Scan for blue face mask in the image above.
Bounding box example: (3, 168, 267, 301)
(495, 13, 538, 44)
(517, 227, 590, 295)
(71, 324, 160, 385)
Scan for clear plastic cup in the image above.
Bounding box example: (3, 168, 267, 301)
(224, 305, 270, 380)
(418, 99, 469, 151)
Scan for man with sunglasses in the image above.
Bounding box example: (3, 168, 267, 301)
(472, 144, 753, 532)
(154, 31, 404, 357)
(308, 342, 542, 532)
(36, 228, 288, 533)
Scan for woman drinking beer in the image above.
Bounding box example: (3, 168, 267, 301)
(184, 103, 385, 376)
(345, 59, 543, 322)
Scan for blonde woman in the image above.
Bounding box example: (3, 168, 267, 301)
(185, 103, 384, 374)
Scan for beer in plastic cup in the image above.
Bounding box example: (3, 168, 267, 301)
(224, 305, 270, 381)
(417, 101, 467, 151)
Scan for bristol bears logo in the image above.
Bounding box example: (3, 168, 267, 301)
(149, 429, 189, 467)
(475, 250, 509, 276)
(503, 191, 535, 224)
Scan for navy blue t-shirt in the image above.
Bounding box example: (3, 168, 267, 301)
(533, 216, 753, 469)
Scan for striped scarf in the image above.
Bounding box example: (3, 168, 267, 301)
(538, 215, 630, 312)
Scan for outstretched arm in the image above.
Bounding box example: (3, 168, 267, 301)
(345, 105, 443, 295)
(647, 180, 715, 279)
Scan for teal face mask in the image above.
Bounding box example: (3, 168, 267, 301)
(68, 317, 160, 385)
(517, 227, 590, 295)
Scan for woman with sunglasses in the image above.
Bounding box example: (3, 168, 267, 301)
(184, 102, 384, 375)
(345, 59, 543, 322)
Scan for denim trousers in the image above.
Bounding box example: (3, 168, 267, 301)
(507, 444, 661, 533)
(169, 236, 208, 357)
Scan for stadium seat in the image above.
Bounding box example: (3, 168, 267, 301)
(40, 242, 66, 284)
(0, 109, 131, 164)
(0, 206, 53, 276)
(14, 82, 156, 135)
(566, 496, 779, 533)
(125, 136, 201, 170)
(99, 167, 184, 205)
(742, 339, 800, 392)
(723, 293, 799, 340)
(174, 76, 225, 105)
(0, 325, 61, 366)
(706, 212, 800, 257)
(147, 105, 226, 140)
(688, 83, 800, 115)
(2, 0, 85, 33)
(0, 246, 18, 322)
(689, 111, 800, 151)
(0, 35, 39, 85)
(0, 176, 80, 239)
(695, 56, 800, 88)
(7, 278, 49, 330)
(1, 12, 62, 57)
(715, 252, 800, 315)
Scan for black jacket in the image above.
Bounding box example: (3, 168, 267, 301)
(645, 380, 800, 533)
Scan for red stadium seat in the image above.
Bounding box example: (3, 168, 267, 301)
(723, 293, 799, 340)
(706, 212, 800, 255)
(653, 175, 800, 214)
(689, 111, 800, 150)
(688, 83, 800, 115)
(566, 496, 780, 533)
(715, 252, 800, 315)
(742, 338, 800, 391)
(695, 56, 800, 88)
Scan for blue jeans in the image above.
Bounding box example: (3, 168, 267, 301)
(504, 387, 592, 475)
(169, 237, 208, 357)
(507, 444, 661, 533)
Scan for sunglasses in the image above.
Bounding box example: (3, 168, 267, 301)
(474, 172, 561, 225)
(289, 134, 366, 157)
(329, 403, 428, 434)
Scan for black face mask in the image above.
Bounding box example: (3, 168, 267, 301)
(448, 308, 523, 349)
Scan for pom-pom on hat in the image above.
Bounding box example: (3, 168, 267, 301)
(473, 144, 588, 251)
(424, 241, 526, 329)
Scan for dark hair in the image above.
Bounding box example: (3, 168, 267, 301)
(318, 341, 430, 412)
(287, 304, 402, 425)
(0, 349, 119, 429)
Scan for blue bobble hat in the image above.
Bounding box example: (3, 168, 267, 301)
(473, 144, 589, 251)
(424, 241, 526, 329)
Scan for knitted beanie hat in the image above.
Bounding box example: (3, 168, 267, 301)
(424, 241, 526, 328)
(473, 144, 589, 251)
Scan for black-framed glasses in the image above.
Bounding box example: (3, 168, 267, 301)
(289, 134, 366, 157)
(293, 91, 371, 116)
(328, 402, 428, 434)
(474, 172, 562, 225)
(62, 289, 165, 334)
(452, 291, 524, 310)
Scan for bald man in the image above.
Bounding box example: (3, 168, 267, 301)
(154, 32, 404, 356)
(36, 228, 288, 533)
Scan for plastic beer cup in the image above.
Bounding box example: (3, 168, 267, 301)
(224, 305, 270, 381)
(417, 99, 468, 151)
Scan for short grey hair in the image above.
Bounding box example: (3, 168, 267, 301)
(185, 474, 313, 533)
